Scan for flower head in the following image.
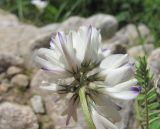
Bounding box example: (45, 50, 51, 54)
(33, 26, 140, 129)
(31, 0, 48, 11)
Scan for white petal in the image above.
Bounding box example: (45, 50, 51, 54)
(72, 26, 89, 62)
(101, 64, 134, 86)
(102, 49, 111, 57)
(83, 26, 102, 64)
(92, 112, 106, 129)
(40, 81, 57, 91)
(58, 32, 78, 72)
(35, 48, 65, 69)
(106, 79, 138, 92)
(107, 90, 140, 100)
(93, 94, 121, 122)
(92, 107, 118, 129)
(100, 54, 129, 69)
(34, 55, 64, 72)
(102, 81, 141, 100)
(72, 26, 102, 64)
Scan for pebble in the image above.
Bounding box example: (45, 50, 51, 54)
(30, 95, 45, 114)
(0, 102, 39, 129)
(11, 74, 29, 88)
(7, 66, 22, 76)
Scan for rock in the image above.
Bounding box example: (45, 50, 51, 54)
(155, 75, 160, 95)
(6, 66, 23, 76)
(0, 79, 12, 95)
(0, 79, 13, 89)
(40, 23, 60, 32)
(0, 83, 9, 94)
(0, 10, 52, 68)
(107, 24, 153, 47)
(148, 48, 160, 76)
(0, 72, 6, 82)
(85, 14, 118, 39)
(0, 96, 2, 102)
(0, 102, 39, 129)
(0, 53, 24, 73)
(11, 74, 29, 88)
(138, 24, 150, 38)
(58, 14, 118, 39)
(30, 95, 45, 114)
(59, 16, 85, 32)
(128, 44, 154, 58)
(0, 9, 19, 27)
(103, 43, 127, 54)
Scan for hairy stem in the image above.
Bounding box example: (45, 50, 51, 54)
(79, 87, 96, 129)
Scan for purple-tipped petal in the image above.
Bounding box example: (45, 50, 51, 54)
(41, 67, 49, 71)
(58, 32, 64, 44)
(102, 48, 108, 52)
(130, 86, 141, 93)
(50, 37, 55, 49)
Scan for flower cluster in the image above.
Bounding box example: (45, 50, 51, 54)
(33, 26, 140, 129)
(31, 0, 48, 11)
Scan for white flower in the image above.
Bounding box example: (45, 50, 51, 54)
(33, 26, 140, 129)
(31, 0, 48, 11)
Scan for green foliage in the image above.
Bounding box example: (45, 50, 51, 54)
(135, 57, 160, 129)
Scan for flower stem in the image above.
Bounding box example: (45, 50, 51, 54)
(79, 87, 96, 129)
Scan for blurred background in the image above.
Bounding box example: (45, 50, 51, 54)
(1, 0, 160, 47)
(0, 0, 160, 129)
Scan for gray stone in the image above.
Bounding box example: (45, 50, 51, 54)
(138, 24, 150, 38)
(0, 102, 39, 129)
(0, 53, 24, 73)
(58, 14, 118, 40)
(128, 44, 154, 58)
(102, 43, 127, 54)
(0, 83, 9, 94)
(7, 66, 23, 76)
(148, 48, 160, 76)
(0, 72, 6, 82)
(0, 9, 19, 27)
(0, 79, 13, 91)
(30, 95, 45, 114)
(59, 16, 85, 32)
(11, 74, 29, 88)
(85, 13, 118, 39)
(40, 23, 60, 32)
(154, 75, 160, 95)
(107, 24, 153, 47)
(0, 10, 53, 68)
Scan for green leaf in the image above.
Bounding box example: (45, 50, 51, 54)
(149, 117, 160, 124)
(149, 110, 160, 117)
(148, 102, 159, 110)
(147, 94, 157, 102)
(149, 120, 160, 129)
